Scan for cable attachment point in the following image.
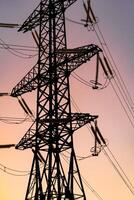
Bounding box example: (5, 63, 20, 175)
(0, 92, 10, 96)
(90, 120, 107, 156)
(82, 0, 98, 29)
(90, 53, 114, 90)
(17, 96, 34, 120)
(0, 144, 15, 149)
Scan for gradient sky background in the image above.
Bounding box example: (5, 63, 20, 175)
(0, 0, 134, 200)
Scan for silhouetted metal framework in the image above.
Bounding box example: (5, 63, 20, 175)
(11, 0, 102, 199)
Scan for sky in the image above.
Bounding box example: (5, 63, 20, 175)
(0, 0, 134, 200)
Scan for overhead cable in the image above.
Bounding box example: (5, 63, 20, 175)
(0, 144, 15, 148)
(0, 43, 37, 52)
(96, 24, 134, 108)
(0, 163, 30, 176)
(103, 149, 134, 195)
(71, 96, 134, 196)
(107, 146, 134, 190)
(0, 167, 29, 176)
(0, 23, 20, 28)
(61, 153, 105, 200)
(66, 15, 134, 129)
(0, 37, 37, 58)
(93, 24, 134, 127)
(0, 116, 32, 124)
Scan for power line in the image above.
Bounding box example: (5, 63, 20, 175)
(0, 144, 15, 148)
(0, 95, 34, 124)
(62, 150, 93, 161)
(0, 163, 30, 176)
(90, 20, 134, 126)
(0, 2, 133, 198)
(0, 163, 29, 173)
(66, 17, 85, 26)
(71, 71, 110, 90)
(0, 168, 29, 176)
(0, 42, 37, 51)
(106, 146, 134, 190)
(110, 81, 134, 129)
(0, 37, 37, 58)
(0, 23, 20, 28)
(61, 154, 105, 200)
(71, 96, 134, 196)
(29, 4, 134, 199)
(82, 176, 104, 200)
(96, 24, 134, 108)
(67, 14, 134, 110)
(0, 14, 132, 197)
(0, 116, 32, 124)
(103, 149, 134, 196)
(93, 24, 134, 125)
(67, 15, 134, 130)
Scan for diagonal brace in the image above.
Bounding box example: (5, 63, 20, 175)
(11, 44, 102, 97)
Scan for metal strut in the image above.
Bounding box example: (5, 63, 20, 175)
(11, 0, 102, 199)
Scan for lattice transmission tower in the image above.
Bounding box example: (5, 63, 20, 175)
(11, 0, 102, 199)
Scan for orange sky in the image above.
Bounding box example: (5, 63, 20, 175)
(0, 0, 134, 200)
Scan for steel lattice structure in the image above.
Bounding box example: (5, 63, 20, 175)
(11, 0, 102, 199)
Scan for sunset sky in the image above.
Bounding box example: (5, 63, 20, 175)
(0, 0, 134, 200)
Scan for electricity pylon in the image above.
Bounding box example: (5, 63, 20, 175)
(11, 0, 102, 199)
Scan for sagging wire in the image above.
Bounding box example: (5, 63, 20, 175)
(67, 1, 115, 90)
(0, 37, 37, 59)
(0, 93, 33, 124)
(0, 152, 44, 177)
(0, 163, 30, 176)
(103, 149, 134, 196)
(71, 52, 114, 90)
(0, 43, 37, 52)
(71, 72, 93, 87)
(71, 96, 134, 196)
(82, 176, 104, 200)
(66, 16, 96, 32)
(67, 4, 115, 88)
(93, 25, 134, 128)
(62, 150, 93, 161)
(96, 23, 134, 109)
(66, 17, 85, 26)
(83, 2, 134, 128)
(0, 116, 32, 124)
(61, 153, 105, 200)
(70, 96, 107, 157)
(71, 96, 108, 154)
(67, 2, 134, 129)
(106, 146, 134, 191)
(110, 81, 134, 129)
(0, 168, 30, 176)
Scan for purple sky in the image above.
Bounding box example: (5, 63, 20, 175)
(0, 1, 134, 199)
